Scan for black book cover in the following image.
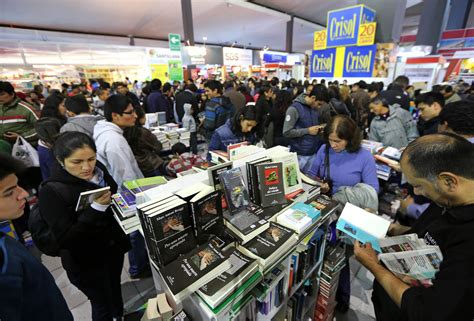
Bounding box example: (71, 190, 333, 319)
(307, 194, 340, 216)
(190, 190, 224, 243)
(149, 202, 197, 267)
(137, 207, 161, 266)
(247, 158, 270, 204)
(198, 248, 254, 296)
(223, 203, 268, 236)
(161, 241, 230, 296)
(244, 222, 295, 260)
(219, 168, 250, 214)
(207, 162, 233, 190)
(256, 162, 287, 208)
(171, 309, 192, 321)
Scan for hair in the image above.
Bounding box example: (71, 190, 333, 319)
(270, 77, 279, 87)
(258, 84, 272, 96)
(415, 91, 445, 108)
(223, 80, 235, 90)
(185, 83, 198, 92)
(327, 85, 341, 100)
(115, 82, 127, 89)
(0, 81, 15, 95)
(53, 131, 97, 163)
(323, 115, 362, 152)
(232, 104, 258, 134)
(150, 78, 162, 91)
(439, 101, 474, 136)
(237, 86, 249, 95)
(171, 142, 187, 155)
(35, 117, 62, 146)
(40, 93, 66, 122)
(402, 133, 474, 181)
(339, 85, 351, 102)
(0, 153, 25, 181)
(367, 83, 380, 94)
(204, 80, 223, 94)
(394, 75, 409, 89)
(64, 94, 90, 115)
(355, 80, 367, 89)
(443, 85, 454, 93)
(104, 94, 132, 121)
(123, 106, 146, 154)
(309, 84, 330, 102)
(294, 85, 304, 97)
(162, 82, 172, 93)
(370, 94, 390, 107)
(274, 90, 293, 112)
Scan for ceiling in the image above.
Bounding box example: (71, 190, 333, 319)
(0, 0, 433, 53)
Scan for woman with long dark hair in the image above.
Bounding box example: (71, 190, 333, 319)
(40, 93, 67, 125)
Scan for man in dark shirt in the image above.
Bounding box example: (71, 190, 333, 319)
(383, 75, 411, 110)
(0, 154, 72, 321)
(354, 133, 474, 321)
(416, 92, 444, 136)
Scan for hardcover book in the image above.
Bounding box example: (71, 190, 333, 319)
(256, 162, 287, 208)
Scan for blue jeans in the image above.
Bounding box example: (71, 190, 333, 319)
(297, 154, 316, 174)
(128, 231, 149, 276)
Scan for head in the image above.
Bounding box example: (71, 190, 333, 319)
(400, 133, 474, 207)
(369, 95, 390, 115)
(339, 85, 351, 101)
(186, 83, 198, 93)
(53, 132, 97, 181)
(150, 79, 162, 91)
(232, 104, 258, 134)
(324, 115, 362, 153)
(104, 95, 137, 128)
(162, 82, 172, 95)
(115, 82, 129, 95)
(0, 81, 16, 105)
(441, 85, 455, 98)
(438, 100, 474, 137)
(171, 142, 187, 156)
(271, 77, 279, 87)
(40, 93, 67, 119)
(259, 85, 273, 100)
(406, 85, 415, 97)
(204, 80, 223, 98)
(394, 75, 409, 90)
(327, 85, 341, 100)
(35, 117, 62, 147)
(224, 80, 236, 91)
(64, 94, 90, 117)
(416, 91, 445, 121)
(33, 84, 43, 94)
(306, 85, 330, 109)
(367, 83, 380, 99)
(274, 90, 293, 112)
(248, 78, 256, 88)
(0, 154, 28, 220)
(71, 85, 81, 95)
(97, 88, 110, 101)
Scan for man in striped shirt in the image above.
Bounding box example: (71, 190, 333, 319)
(0, 81, 38, 147)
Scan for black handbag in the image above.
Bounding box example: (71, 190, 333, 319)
(322, 144, 333, 196)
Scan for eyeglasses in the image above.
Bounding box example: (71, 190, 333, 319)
(122, 110, 136, 115)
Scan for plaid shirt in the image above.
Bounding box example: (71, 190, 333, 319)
(166, 152, 206, 176)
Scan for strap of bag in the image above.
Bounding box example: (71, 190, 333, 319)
(324, 144, 331, 182)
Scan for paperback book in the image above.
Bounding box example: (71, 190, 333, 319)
(276, 202, 321, 234)
(75, 186, 110, 212)
(255, 162, 287, 208)
(269, 152, 303, 196)
(189, 189, 224, 243)
(223, 203, 270, 244)
(123, 176, 168, 194)
(207, 161, 233, 190)
(219, 168, 250, 214)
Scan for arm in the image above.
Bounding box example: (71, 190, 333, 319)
(402, 112, 419, 143)
(106, 146, 143, 187)
(283, 107, 309, 138)
(388, 223, 411, 236)
(207, 132, 223, 161)
(306, 145, 325, 177)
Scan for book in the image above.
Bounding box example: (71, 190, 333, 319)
(160, 241, 232, 303)
(177, 168, 199, 177)
(189, 189, 224, 243)
(141, 297, 161, 321)
(336, 202, 391, 252)
(156, 293, 173, 321)
(246, 156, 271, 204)
(123, 176, 168, 194)
(255, 162, 287, 208)
(276, 202, 321, 234)
(170, 309, 192, 321)
(209, 150, 229, 164)
(219, 168, 250, 214)
(227, 141, 249, 159)
(307, 194, 339, 216)
(239, 222, 297, 269)
(207, 161, 233, 190)
(75, 186, 110, 212)
(196, 248, 259, 309)
(269, 152, 303, 196)
(112, 189, 137, 217)
(223, 203, 270, 244)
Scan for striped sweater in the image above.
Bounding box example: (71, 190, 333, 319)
(0, 97, 38, 144)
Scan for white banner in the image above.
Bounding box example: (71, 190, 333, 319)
(223, 47, 253, 66)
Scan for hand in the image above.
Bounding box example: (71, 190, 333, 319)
(308, 126, 322, 135)
(399, 196, 414, 215)
(94, 191, 111, 205)
(3, 132, 19, 141)
(354, 241, 380, 271)
(320, 182, 330, 193)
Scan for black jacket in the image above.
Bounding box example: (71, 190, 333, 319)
(175, 89, 198, 123)
(417, 117, 440, 136)
(373, 203, 474, 321)
(39, 162, 130, 268)
(383, 85, 410, 110)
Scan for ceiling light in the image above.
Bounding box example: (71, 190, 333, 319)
(203, 36, 207, 41)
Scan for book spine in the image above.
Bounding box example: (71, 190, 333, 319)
(247, 162, 254, 203)
(256, 165, 264, 207)
(190, 201, 199, 238)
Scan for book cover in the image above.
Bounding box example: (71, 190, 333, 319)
(207, 161, 233, 190)
(111, 189, 136, 216)
(170, 309, 192, 321)
(227, 141, 249, 159)
(219, 168, 250, 214)
(75, 186, 110, 212)
(247, 157, 270, 204)
(276, 203, 319, 234)
(223, 203, 268, 237)
(123, 176, 167, 194)
(190, 189, 224, 242)
(270, 152, 303, 195)
(307, 194, 339, 216)
(243, 222, 295, 261)
(256, 162, 286, 208)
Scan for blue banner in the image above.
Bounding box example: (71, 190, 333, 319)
(327, 6, 362, 47)
(310, 48, 337, 78)
(342, 45, 376, 78)
(361, 6, 376, 24)
(263, 53, 287, 63)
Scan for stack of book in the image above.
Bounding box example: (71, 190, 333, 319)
(166, 131, 180, 146)
(376, 162, 392, 181)
(361, 139, 384, 154)
(152, 130, 171, 150)
(177, 128, 191, 147)
(164, 123, 179, 131)
(314, 245, 345, 321)
(267, 151, 304, 198)
(374, 146, 401, 181)
(276, 202, 321, 234)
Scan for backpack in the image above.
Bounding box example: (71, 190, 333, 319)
(329, 99, 351, 116)
(28, 181, 70, 257)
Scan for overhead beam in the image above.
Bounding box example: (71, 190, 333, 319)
(286, 16, 294, 53)
(181, 0, 195, 46)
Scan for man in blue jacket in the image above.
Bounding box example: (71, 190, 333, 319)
(0, 153, 72, 321)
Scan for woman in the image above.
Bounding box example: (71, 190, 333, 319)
(268, 90, 293, 147)
(207, 104, 259, 159)
(123, 107, 165, 177)
(40, 93, 68, 125)
(39, 132, 130, 321)
(339, 85, 357, 121)
(307, 115, 379, 313)
(35, 117, 61, 181)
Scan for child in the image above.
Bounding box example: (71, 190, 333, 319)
(182, 103, 198, 154)
(166, 142, 206, 177)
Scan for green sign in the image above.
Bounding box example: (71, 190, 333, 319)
(168, 33, 181, 51)
(168, 59, 183, 81)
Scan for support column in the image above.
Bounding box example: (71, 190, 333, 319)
(286, 16, 294, 53)
(181, 0, 195, 46)
(446, 0, 472, 30)
(415, 0, 448, 53)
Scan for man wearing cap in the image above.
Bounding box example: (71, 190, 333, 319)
(368, 92, 419, 149)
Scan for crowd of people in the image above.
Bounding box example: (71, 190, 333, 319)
(0, 73, 474, 321)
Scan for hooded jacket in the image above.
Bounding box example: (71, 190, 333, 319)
(0, 97, 38, 145)
(125, 126, 164, 175)
(60, 114, 102, 137)
(182, 103, 197, 133)
(93, 120, 144, 187)
(207, 119, 257, 160)
(175, 89, 198, 123)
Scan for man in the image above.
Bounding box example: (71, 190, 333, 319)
(0, 81, 38, 147)
(175, 83, 198, 124)
(283, 85, 327, 172)
(203, 80, 234, 140)
(351, 80, 371, 129)
(223, 80, 246, 113)
(92, 88, 109, 116)
(383, 75, 411, 110)
(0, 154, 73, 320)
(116, 82, 140, 108)
(61, 94, 101, 137)
(438, 100, 474, 143)
(355, 133, 474, 321)
(161, 82, 174, 123)
(416, 92, 445, 136)
(68, 84, 81, 96)
(368, 93, 419, 148)
(441, 85, 462, 104)
(145, 79, 169, 115)
(93, 95, 149, 279)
